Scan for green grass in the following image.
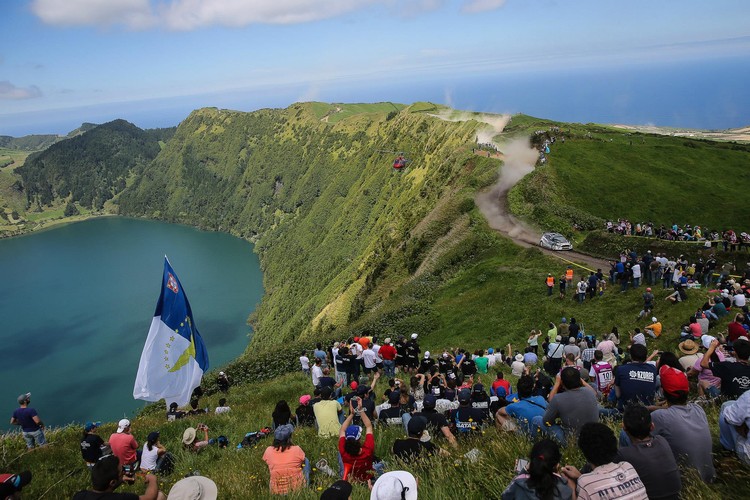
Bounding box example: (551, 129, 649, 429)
(4, 367, 745, 498)
(509, 122, 750, 233)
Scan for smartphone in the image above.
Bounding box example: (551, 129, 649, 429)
(514, 458, 529, 475)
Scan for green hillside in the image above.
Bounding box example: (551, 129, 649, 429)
(507, 117, 750, 234)
(5, 103, 750, 497)
(18, 119, 175, 210)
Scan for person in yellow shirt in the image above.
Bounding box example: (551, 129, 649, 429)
(645, 317, 662, 338)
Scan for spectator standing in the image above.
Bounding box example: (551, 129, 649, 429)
(80, 421, 104, 468)
(10, 393, 45, 449)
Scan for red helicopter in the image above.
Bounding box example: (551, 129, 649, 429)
(377, 150, 410, 171)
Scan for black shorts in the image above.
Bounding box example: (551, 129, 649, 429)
(363, 366, 375, 374)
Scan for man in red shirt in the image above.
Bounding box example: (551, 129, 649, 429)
(109, 419, 138, 466)
(491, 372, 511, 397)
(728, 313, 747, 343)
(378, 338, 397, 377)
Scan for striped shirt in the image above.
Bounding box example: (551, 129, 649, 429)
(576, 462, 647, 500)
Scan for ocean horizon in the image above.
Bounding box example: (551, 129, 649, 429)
(2, 55, 748, 137)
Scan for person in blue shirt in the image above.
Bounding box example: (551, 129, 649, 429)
(495, 376, 547, 435)
(612, 344, 657, 410)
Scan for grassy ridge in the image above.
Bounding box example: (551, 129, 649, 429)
(508, 118, 750, 234)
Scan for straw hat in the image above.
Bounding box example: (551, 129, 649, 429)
(182, 427, 197, 445)
(678, 339, 699, 355)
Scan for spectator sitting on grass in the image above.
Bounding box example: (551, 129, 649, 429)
(72, 454, 165, 500)
(616, 404, 681, 499)
(501, 439, 574, 500)
(560, 422, 647, 499)
(262, 424, 310, 495)
(214, 398, 231, 415)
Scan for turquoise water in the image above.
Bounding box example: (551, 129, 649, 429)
(0, 217, 263, 428)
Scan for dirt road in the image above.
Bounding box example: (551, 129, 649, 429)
(475, 185, 610, 273)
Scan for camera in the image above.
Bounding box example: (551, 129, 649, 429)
(122, 463, 138, 483)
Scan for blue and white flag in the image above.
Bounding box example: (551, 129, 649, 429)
(133, 258, 209, 407)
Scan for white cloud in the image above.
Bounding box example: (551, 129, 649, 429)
(461, 0, 507, 14)
(28, 0, 456, 30)
(31, 0, 155, 29)
(0, 81, 43, 100)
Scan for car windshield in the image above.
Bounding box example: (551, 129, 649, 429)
(548, 235, 567, 242)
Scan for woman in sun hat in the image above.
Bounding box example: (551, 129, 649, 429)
(262, 423, 309, 494)
(677, 339, 701, 371)
(183, 424, 210, 452)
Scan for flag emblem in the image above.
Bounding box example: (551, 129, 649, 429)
(167, 273, 179, 294)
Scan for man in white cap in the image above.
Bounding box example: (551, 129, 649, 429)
(645, 317, 662, 339)
(369, 470, 418, 500)
(217, 371, 230, 393)
(10, 392, 45, 449)
(168, 475, 217, 500)
(109, 419, 138, 467)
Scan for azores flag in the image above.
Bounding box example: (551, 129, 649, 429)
(133, 258, 209, 407)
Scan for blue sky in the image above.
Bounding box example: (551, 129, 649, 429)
(1, 0, 749, 135)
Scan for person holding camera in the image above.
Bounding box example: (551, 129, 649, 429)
(501, 439, 574, 500)
(182, 424, 210, 452)
(72, 454, 166, 500)
(338, 398, 380, 482)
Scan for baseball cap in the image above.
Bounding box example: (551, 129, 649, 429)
(411, 333, 418, 339)
(274, 424, 294, 441)
(84, 421, 102, 432)
(350, 381, 359, 391)
(384, 337, 392, 344)
(116, 418, 130, 433)
(147, 431, 160, 442)
(488, 348, 494, 354)
(651, 317, 657, 323)
(407, 416, 427, 437)
(219, 371, 225, 376)
(701, 335, 717, 350)
(16, 393, 30, 405)
(660, 366, 689, 396)
(424, 351, 431, 358)
(299, 394, 311, 405)
(0, 471, 32, 494)
(167, 476, 218, 500)
(321, 480, 353, 500)
(646, 287, 652, 292)
(458, 389, 471, 403)
(423, 394, 437, 409)
(556, 335, 562, 342)
(345, 425, 362, 441)
(388, 391, 401, 404)
(472, 383, 485, 394)
(370, 471, 418, 500)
